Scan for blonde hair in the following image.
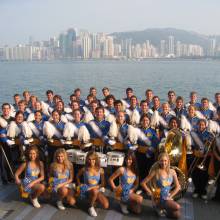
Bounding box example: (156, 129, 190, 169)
(85, 151, 100, 171)
(52, 148, 71, 171)
(156, 152, 171, 177)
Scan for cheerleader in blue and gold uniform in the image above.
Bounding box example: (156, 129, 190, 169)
(141, 152, 181, 218)
(76, 151, 109, 217)
(49, 148, 76, 210)
(109, 151, 143, 214)
(15, 146, 45, 208)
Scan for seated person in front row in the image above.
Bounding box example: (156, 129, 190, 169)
(141, 152, 181, 219)
(109, 151, 143, 214)
(48, 148, 76, 210)
(15, 146, 45, 208)
(76, 151, 109, 217)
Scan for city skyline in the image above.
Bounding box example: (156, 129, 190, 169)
(0, 0, 220, 45)
(1, 26, 218, 61)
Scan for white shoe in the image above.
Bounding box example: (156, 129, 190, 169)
(201, 194, 208, 200)
(31, 197, 41, 208)
(99, 187, 105, 193)
(192, 193, 199, 199)
(120, 203, 129, 214)
(88, 206, 97, 217)
(57, 200, 65, 210)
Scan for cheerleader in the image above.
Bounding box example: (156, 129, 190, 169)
(49, 148, 76, 210)
(15, 146, 45, 208)
(76, 151, 109, 217)
(141, 152, 181, 218)
(109, 151, 143, 214)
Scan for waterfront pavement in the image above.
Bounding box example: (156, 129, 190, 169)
(0, 182, 219, 220)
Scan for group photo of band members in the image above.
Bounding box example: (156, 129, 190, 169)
(0, 87, 220, 218)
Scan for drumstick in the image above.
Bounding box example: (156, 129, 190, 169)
(0, 144, 15, 178)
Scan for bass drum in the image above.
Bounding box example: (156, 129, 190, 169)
(148, 162, 188, 200)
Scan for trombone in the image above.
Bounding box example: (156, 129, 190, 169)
(187, 136, 214, 181)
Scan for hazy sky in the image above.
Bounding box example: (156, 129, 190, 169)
(0, 0, 219, 45)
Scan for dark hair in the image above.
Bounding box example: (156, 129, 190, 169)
(140, 114, 151, 123)
(126, 87, 133, 93)
(168, 116, 180, 128)
(34, 110, 42, 116)
(168, 90, 176, 96)
(102, 87, 109, 92)
(74, 88, 81, 93)
(124, 151, 138, 175)
(176, 96, 183, 102)
(46, 90, 53, 95)
(106, 94, 115, 102)
(2, 103, 11, 110)
(15, 110, 24, 118)
(140, 100, 148, 106)
(114, 100, 123, 106)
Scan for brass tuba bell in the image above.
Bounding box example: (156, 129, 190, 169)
(160, 128, 183, 166)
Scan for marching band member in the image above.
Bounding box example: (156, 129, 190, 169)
(167, 90, 176, 110)
(113, 111, 138, 150)
(100, 87, 110, 107)
(213, 92, 220, 109)
(87, 107, 114, 146)
(83, 100, 98, 123)
(49, 148, 76, 210)
(152, 96, 162, 113)
(63, 109, 91, 147)
(0, 103, 15, 184)
(109, 151, 143, 214)
(114, 100, 129, 123)
(15, 146, 45, 208)
(141, 152, 181, 219)
(105, 94, 116, 114)
(7, 111, 31, 150)
(126, 96, 141, 127)
(76, 151, 109, 217)
(43, 110, 66, 161)
(191, 119, 214, 199)
(173, 96, 187, 120)
(200, 98, 214, 120)
(185, 91, 201, 110)
(140, 100, 153, 118)
(136, 114, 159, 180)
(145, 89, 154, 109)
(122, 87, 134, 108)
(45, 90, 55, 108)
(17, 100, 30, 120)
(74, 88, 85, 107)
(10, 94, 21, 116)
(23, 90, 31, 108)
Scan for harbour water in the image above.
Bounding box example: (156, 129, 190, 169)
(0, 59, 219, 105)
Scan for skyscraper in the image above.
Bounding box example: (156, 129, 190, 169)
(168, 35, 175, 55)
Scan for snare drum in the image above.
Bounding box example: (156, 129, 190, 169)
(97, 153, 108, 167)
(76, 151, 87, 165)
(107, 151, 125, 166)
